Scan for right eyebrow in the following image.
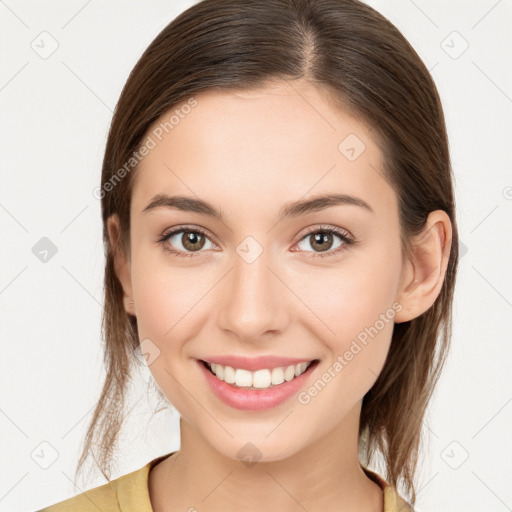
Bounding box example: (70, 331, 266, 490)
(141, 194, 226, 221)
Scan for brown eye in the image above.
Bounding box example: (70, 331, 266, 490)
(159, 227, 215, 257)
(295, 226, 354, 258)
(180, 231, 207, 251)
(308, 231, 335, 252)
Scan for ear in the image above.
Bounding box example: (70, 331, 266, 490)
(394, 210, 452, 323)
(107, 214, 135, 316)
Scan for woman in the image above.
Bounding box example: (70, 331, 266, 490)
(38, 0, 458, 510)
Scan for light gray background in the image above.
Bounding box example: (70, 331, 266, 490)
(1, 1, 511, 511)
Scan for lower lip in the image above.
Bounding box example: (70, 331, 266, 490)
(198, 360, 318, 411)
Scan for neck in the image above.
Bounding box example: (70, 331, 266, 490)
(148, 402, 383, 512)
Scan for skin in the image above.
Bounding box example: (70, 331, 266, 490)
(108, 79, 452, 512)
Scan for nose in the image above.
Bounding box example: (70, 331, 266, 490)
(216, 249, 289, 344)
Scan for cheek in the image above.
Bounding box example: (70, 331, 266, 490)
(293, 260, 401, 413)
(132, 270, 201, 343)
(129, 249, 206, 410)
(301, 253, 401, 338)
(129, 240, 199, 342)
(293, 241, 402, 385)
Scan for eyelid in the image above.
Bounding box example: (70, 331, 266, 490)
(296, 223, 353, 242)
(158, 224, 220, 255)
(291, 224, 355, 259)
(158, 223, 355, 258)
(161, 224, 218, 244)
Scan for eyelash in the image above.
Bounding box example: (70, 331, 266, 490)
(157, 224, 355, 259)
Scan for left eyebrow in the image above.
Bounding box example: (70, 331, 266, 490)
(279, 193, 374, 219)
(141, 192, 373, 219)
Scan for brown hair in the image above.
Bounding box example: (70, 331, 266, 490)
(76, 0, 458, 506)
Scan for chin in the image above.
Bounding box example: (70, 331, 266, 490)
(206, 429, 308, 465)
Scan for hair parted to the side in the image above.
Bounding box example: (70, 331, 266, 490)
(75, 0, 458, 506)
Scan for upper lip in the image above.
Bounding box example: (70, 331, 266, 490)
(199, 355, 317, 372)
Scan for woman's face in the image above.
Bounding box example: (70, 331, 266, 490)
(119, 80, 407, 461)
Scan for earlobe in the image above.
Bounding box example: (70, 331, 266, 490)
(394, 210, 452, 323)
(107, 214, 135, 316)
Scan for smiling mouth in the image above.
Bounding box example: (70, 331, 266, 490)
(200, 359, 320, 390)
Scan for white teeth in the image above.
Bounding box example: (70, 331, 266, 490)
(235, 369, 253, 387)
(253, 369, 272, 389)
(207, 361, 313, 389)
(271, 367, 284, 385)
(224, 365, 236, 384)
(284, 365, 295, 382)
(215, 364, 224, 380)
(295, 362, 308, 377)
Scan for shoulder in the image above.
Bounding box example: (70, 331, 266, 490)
(382, 487, 415, 512)
(35, 479, 119, 511)
(361, 465, 415, 512)
(35, 462, 153, 512)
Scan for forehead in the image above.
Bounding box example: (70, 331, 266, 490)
(132, 81, 396, 220)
